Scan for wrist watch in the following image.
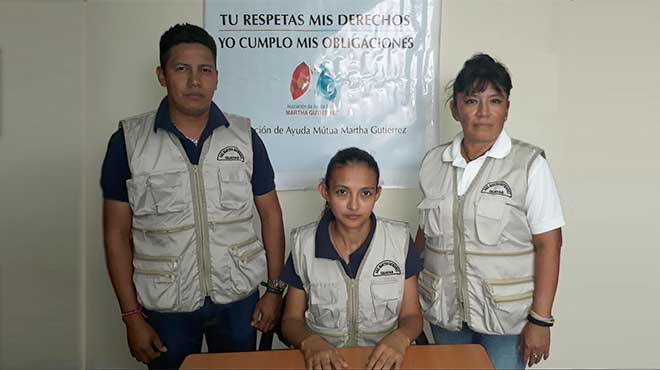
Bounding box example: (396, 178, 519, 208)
(261, 278, 287, 295)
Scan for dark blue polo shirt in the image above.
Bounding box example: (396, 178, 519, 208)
(281, 211, 422, 290)
(101, 97, 275, 202)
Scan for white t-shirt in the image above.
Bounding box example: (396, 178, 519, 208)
(440, 130, 565, 235)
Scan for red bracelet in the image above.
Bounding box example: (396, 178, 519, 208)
(121, 306, 147, 319)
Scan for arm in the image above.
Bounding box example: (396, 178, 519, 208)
(251, 190, 286, 332)
(367, 276, 423, 370)
(282, 287, 347, 370)
(414, 227, 425, 255)
(103, 200, 165, 363)
(521, 228, 562, 367)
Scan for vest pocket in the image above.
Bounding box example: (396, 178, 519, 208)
(307, 283, 343, 329)
(126, 175, 155, 216)
(370, 278, 402, 321)
(218, 166, 251, 210)
(475, 194, 511, 246)
(418, 269, 458, 328)
(481, 276, 533, 334)
(227, 237, 266, 295)
(418, 196, 452, 250)
(147, 171, 188, 214)
(304, 313, 348, 347)
(133, 254, 179, 311)
(418, 269, 442, 312)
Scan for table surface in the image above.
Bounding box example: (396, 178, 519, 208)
(180, 344, 494, 369)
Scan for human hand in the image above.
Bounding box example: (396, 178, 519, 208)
(124, 315, 167, 364)
(366, 330, 410, 370)
(520, 322, 550, 367)
(251, 292, 282, 332)
(300, 335, 348, 370)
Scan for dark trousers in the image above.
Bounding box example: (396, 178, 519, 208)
(145, 292, 259, 369)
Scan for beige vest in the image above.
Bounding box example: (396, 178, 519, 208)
(291, 217, 409, 347)
(122, 110, 265, 312)
(417, 139, 543, 335)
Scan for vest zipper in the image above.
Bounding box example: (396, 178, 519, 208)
(493, 291, 533, 303)
(453, 158, 492, 327)
(191, 165, 211, 296)
(133, 268, 175, 281)
(132, 223, 195, 235)
(454, 193, 470, 324)
(133, 253, 178, 263)
(362, 323, 398, 336)
(240, 247, 264, 264)
(348, 279, 358, 346)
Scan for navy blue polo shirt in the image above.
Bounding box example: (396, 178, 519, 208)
(281, 211, 422, 290)
(101, 97, 275, 202)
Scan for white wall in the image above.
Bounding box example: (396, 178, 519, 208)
(0, 1, 84, 369)
(1, 0, 659, 369)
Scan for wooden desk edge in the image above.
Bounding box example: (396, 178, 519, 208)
(181, 344, 494, 369)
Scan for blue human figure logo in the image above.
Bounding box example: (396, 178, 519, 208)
(316, 65, 337, 101)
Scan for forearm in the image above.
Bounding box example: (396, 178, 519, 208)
(261, 215, 285, 280)
(103, 200, 139, 313)
(396, 313, 423, 343)
(282, 317, 317, 348)
(414, 228, 425, 255)
(257, 195, 285, 279)
(104, 234, 139, 312)
(531, 230, 562, 317)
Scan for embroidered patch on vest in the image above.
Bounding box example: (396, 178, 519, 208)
(217, 146, 245, 162)
(373, 260, 402, 277)
(481, 181, 513, 198)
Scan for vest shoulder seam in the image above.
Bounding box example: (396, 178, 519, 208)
(119, 110, 157, 126)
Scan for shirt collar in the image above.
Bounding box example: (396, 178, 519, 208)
(315, 211, 377, 260)
(442, 129, 512, 166)
(153, 96, 230, 133)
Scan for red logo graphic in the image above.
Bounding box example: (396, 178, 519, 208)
(290, 62, 311, 100)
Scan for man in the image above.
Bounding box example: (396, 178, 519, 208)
(101, 23, 286, 369)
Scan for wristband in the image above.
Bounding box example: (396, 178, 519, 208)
(121, 306, 147, 319)
(260, 280, 285, 295)
(527, 314, 554, 327)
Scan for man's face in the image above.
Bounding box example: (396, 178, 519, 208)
(157, 43, 218, 118)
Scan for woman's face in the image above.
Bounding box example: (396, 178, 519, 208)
(451, 83, 509, 145)
(319, 163, 381, 231)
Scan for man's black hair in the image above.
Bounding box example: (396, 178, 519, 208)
(159, 23, 217, 69)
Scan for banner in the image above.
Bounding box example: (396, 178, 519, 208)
(204, 0, 441, 189)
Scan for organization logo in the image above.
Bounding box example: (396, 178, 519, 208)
(481, 181, 513, 198)
(217, 146, 245, 162)
(373, 260, 402, 277)
(289, 62, 337, 101)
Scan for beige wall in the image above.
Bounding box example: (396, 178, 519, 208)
(1, 0, 659, 369)
(0, 1, 84, 369)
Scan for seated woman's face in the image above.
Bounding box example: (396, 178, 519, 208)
(323, 163, 380, 231)
(451, 83, 510, 145)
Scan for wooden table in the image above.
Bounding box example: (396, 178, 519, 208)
(181, 344, 493, 369)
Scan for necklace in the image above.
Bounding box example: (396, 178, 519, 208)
(172, 121, 199, 145)
(461, 140, 491, 162)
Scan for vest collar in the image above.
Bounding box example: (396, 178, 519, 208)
(315, 211, 377, 262)
(153, 96, 230, 134)
(442, 130, 512, 166)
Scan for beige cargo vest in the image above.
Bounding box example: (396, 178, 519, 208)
(291, 217, 409, 347)
(121, 110, 265, 313)
(417, 139, 543, 335)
